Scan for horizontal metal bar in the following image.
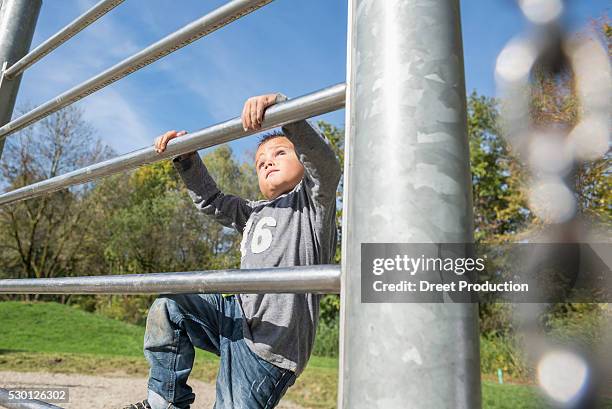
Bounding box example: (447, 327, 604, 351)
(0, 83, 346, 206)
(0, 265, 341, 294)
(0, 388, 63, 409)
(3, 0, 125, 79)
(0, 0, 273, 142)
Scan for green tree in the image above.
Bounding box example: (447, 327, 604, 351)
(468, 93, 530, 242)
(574, 17, 611, 224)
(525, 18, 611, 349)
(0, 106, 113, 303)
(317, 121, 345, 263)
(314, 122, 344, 327)
(527, 17, 611, 225)
(81, 144, 261, 323)
(477, 17, 612, 368)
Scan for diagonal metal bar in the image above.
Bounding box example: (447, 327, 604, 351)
(0, 388, 63, 409)
(0, 0, 273, 143)
(0, 83, 346, 206)
(3, 0, 125, 79)
(0, 265, 341, 294)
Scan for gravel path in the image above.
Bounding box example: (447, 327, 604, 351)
(0, 371, 303, 409)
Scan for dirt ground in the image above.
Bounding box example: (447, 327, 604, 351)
(0, 371, 303, 409)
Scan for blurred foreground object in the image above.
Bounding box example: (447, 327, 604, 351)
(495, 1, 611, 407)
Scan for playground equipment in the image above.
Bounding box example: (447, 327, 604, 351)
(0, 0, 609, 408)
(0, 1, 478, 407)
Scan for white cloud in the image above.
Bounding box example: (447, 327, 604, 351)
(156, 44, 263, 122)
(70, 0, 142, 61)
(14, 0, 161, 153)
(78, 87, 156, 153)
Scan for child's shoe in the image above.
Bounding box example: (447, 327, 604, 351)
(121, 400, 151, 409)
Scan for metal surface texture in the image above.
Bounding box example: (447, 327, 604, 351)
(0, 0, 41, 156)
(0, 83, 345, 206)
(0, 388, 63, 409)
(0, 0, 273, 143)
(0, 265, 341, 294)
(3, 0, 125, 78)
(339, 1, 481, 408)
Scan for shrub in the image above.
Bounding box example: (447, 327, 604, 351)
(479, 335, 530, 381)
(313, 317, 340, 357)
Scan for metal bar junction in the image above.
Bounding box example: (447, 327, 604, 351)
(2, 0, 125, 79)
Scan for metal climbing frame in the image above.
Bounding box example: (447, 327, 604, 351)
(0, 0, 273, 143)
(0, 1, 479, 408)
(0, 265, 341, 295)
(0, 83, 346, 206)
(2, 0, 125, 80)
(0, 0, 41, 157)
(340, 1, 479, 408)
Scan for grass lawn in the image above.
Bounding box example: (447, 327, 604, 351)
(0, 301, 336, 408)
(1, 301, 608, 409)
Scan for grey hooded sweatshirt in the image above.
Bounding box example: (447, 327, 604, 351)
(172, 119, 341, 376)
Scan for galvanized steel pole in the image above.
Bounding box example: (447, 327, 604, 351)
(339, 1, 481, 408)
(0, 265, 341, 294)
(0, 0, 273, 143)
(0, 0, 41, 157)
(0, 83, 345, 206)
(3, 0, 125, 78)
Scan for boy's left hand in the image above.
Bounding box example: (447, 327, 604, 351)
(241, 93, 279, 131)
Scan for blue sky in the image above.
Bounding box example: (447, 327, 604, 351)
(12, 0, 610, 163)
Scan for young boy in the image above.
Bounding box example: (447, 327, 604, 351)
(123, 93, 341, 409)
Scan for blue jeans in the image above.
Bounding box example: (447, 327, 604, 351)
(143, 294, 296, 409)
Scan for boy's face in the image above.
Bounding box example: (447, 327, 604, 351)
(255, 136, 304, 200)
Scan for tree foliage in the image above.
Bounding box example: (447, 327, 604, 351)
(477, 17, 611, 349)
(0, 107, 113, 303)
(468, 93, 531, 242)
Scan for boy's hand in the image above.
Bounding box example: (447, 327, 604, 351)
(154, 130, 188, 153)
(241, 93, 280, 131)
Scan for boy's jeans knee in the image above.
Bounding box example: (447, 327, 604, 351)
(214, 337, 296, 409)
(143, 294, 295, 409)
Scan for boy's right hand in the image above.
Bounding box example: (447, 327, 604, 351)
(154, 130, 188, 153)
